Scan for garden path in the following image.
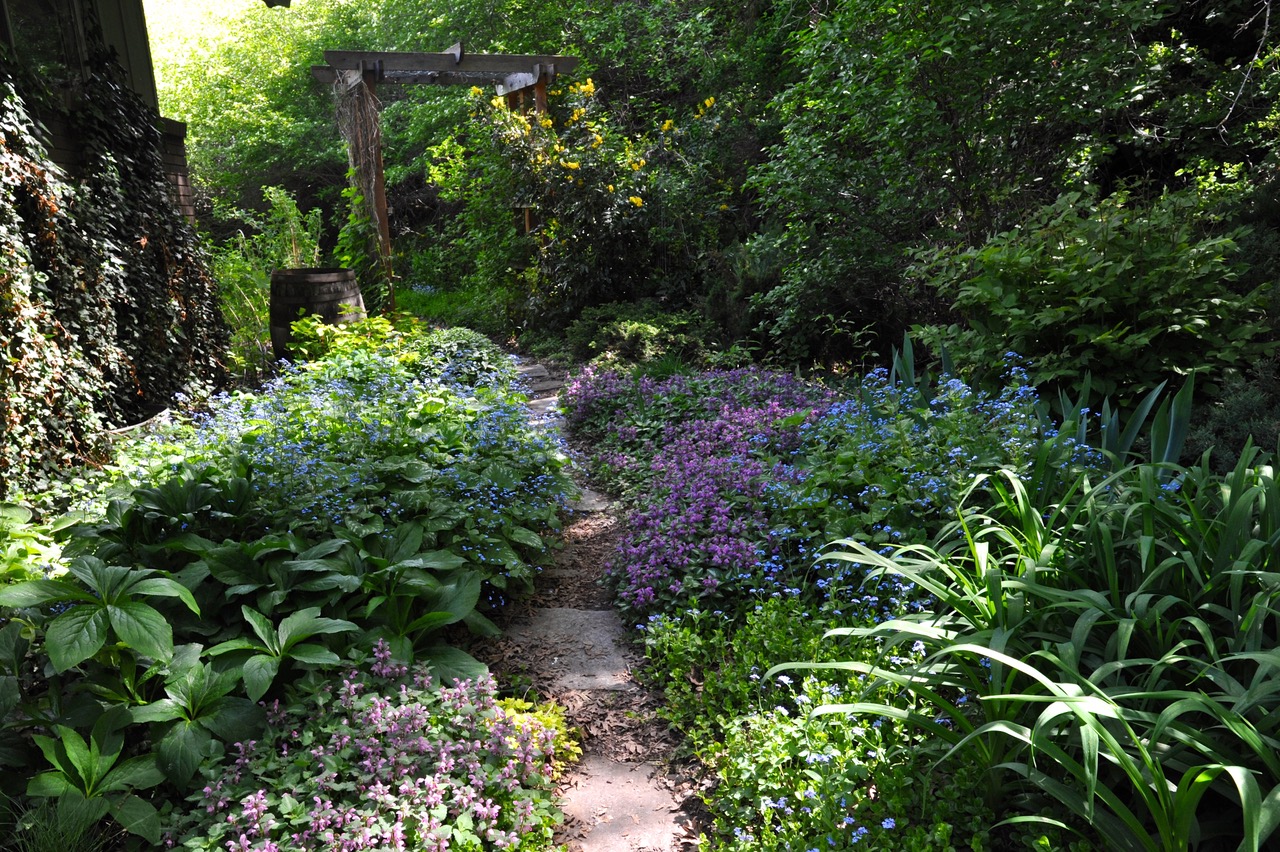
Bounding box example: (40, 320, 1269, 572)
(474, 363, 700, 851)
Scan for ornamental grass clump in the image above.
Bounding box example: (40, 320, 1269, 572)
(164, 642, 570, 851)
(777, 450, 1280, 849)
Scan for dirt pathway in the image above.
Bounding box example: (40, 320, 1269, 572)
(474, 363, 700, 851)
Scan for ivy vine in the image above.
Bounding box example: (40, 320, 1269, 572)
(0, 5, 227, 498)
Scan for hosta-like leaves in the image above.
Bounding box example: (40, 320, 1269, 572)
(242, 655, 280, 703)
(46, 607, 110, 672)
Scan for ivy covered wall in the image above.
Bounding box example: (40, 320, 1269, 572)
(0, 11, 226, 497)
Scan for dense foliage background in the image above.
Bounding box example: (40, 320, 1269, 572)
(151, 0, 1280, 382)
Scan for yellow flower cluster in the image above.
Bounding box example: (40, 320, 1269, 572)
(630, 158, 646, 171)
(629, 196, 643, 207)
(539, 116, 554, 129)
(559, 159, 580, 170)
(568, 78, 596, 97)
(661, 119, 675, 133)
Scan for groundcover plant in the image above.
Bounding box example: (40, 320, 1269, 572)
(0, 324, 575, 849)
(560, 359, 1129, 849)
(163, 641, 569, 851)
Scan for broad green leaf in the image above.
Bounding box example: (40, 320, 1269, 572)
(286, 643, 341, 666)
(110, 794, 161, 843)
(69, 558, 133, 601)
(508, 527, 543, 550)
(434, 573, 482, 624)
(420, 644, 487, 684)
(296, 538, 347, 561)
(54, 727, 95, 791)
(201, 697, 265, 742)
(107, 601, 174, 662)
(26, 771, 73, 797)
(462, 609, 501, 638)
(157, 721, 211, 786)
(205, 638, 263, 657)
(130, 699, 185, 724)
(242, 654, 280, 702)
(276, 607, 357, 651)
(240, 606, 280, 654)
(131, 577, 201, 615)
(0, 579, 95, 608)
(385, 522, 424, 564)
(403, 550, 467, 572)
(99, 753, 164, 793)
(406, 611, 454, 634)
(47, 607, 110, 672)
(0, 674, 17, 717)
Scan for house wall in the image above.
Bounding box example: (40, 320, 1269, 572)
(0, 0, 189, 218)
(93, 0, 158, 111)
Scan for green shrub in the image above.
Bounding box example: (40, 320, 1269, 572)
(209, 186, 323, 381)
(915, 187, 1275, 403)
(1183, 356, 1280, 472)
(564, 300, 716, 366)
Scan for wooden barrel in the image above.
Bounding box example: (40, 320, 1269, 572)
(269, 268, 366, 360)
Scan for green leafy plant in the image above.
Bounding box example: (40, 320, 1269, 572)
(350, 519, 495, 679)
(0, 505, 64, 586)
(564, 300, 715, 366)
(915, 187, 1275, 403)
(206, 606, 358, 702)
(774, 452, 1280, 848)
(26, 708, 164, 843)
(130, 652, 264, 787)
(0, 556, 199, 672)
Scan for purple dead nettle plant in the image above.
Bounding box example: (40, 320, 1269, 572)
(603, 378, 834, 618)
(167, 642, 565, 851)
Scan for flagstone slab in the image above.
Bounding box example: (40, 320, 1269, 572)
(560, 756, 684, 852)
(503, 608, 636, 692)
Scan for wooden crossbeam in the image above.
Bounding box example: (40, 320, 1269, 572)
(322, 49, 578, 77)
(312, 67, 511, 86)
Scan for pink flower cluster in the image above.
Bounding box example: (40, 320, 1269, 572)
(172, 643, 563, 851)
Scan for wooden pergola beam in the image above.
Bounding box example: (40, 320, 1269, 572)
(314, 44, 578, 310)
(321, 49, 579, 77)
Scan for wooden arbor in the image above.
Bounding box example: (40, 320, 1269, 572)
(312, 45, 579, 311)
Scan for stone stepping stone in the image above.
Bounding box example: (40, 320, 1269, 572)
(571, 486, 612, 514)
(560, 756, 685, 852)
(518, 364, 550, 379)
(502, 608, 635, 692)
(528, 378, 564, 395)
